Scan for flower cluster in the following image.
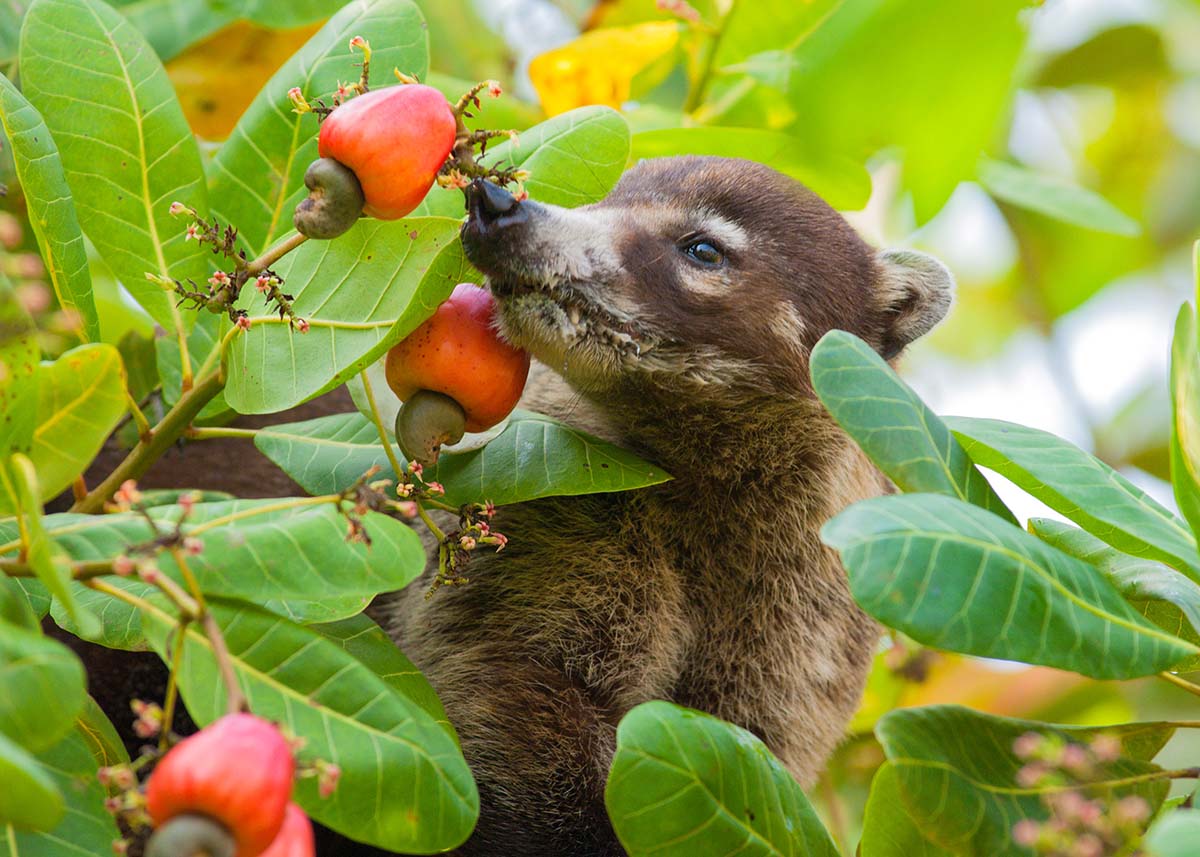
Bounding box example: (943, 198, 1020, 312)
(1009, 731, 1151, 856)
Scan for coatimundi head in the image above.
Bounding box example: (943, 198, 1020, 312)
(461, 156, 952, 404)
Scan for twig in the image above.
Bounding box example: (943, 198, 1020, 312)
(245, 231, 308, 276)
(124, 386, 154, 442)
(0, 557, 116, 579)
(203, 610, 247, 715)
(359, 369, 406, 482)
(159, 619, 189, 752)
(1160, 671, 1200, 698)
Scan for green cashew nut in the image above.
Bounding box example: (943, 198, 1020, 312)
(293, 157, 365, 240)
(395, 389, 468, 468)
(146, 813, 237, 857)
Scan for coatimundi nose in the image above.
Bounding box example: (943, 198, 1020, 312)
(466, 178, 528, 231)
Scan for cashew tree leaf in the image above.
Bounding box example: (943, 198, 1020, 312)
(946, 415, 1200, 582)
(208, 0, 429, 256)
(877, 706, 1173, 856)
(811, 331, 1016, 524)
(0, 74, 97, 341)
(251, 409, 671, 506)
(20, 0, 209, 331)
(27, 344, 126, 506)
(823, 493, 1199, 678)
(0, 731, 62, 832)
(1169, 302, 1200, 542)
(0, 273, 40, 463)
(606, 701, 838, 857)
(143, 597, 479, 853)
(0, 620, 86, 753)
(860, 764, 954, 857)
(0, 498, 427, 643)
(1029, 517, 1200, 671)
(978, 156, 1141, 236)
(223, 217, 477, 414)
(0, 714, 123, 854)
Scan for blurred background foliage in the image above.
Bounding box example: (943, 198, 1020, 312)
(4, 0, 1200, 850)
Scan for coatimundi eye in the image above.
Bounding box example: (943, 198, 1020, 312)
(684, 240, 725, 266)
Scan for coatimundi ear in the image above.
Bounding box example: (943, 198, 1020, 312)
(874, 249, 955, 360)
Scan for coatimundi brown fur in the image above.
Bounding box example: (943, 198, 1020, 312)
(386, 156, 954, 855)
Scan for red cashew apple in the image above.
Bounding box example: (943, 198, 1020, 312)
(259, 804, 315, 857)
(386, 283, 529, 464)
(318, 83, 457, 220)
(146, 713, 295, 857)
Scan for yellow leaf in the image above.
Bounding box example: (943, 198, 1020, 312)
(529, 21, 680, 116)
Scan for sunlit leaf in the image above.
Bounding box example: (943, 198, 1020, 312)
(811, 331, 1015, 523)
(860, 763, 953, 857)
(1169, 300, 1200, 542)
(1144, 809, 1200, 857)
(947, 416, 1200, 582)
(0, 731, 62, 832)
(252, 409, 670, 506)
(823, 493, 1198, 678)
(978, 156, 1141, 237)
(143, 597, 478, 853)
(208, 0, 429, 255)
(606, 700, 838, 857)
(27, 344, 126, 505)
(20, 0, 209, 330)
(631, 127, 869, 210)
(0, 75, 98, 341)
(877, 706, 1172, 856)
(0, 274, 40, 461)
(0, 620, 85, 752)
(224, 217, 474, 414)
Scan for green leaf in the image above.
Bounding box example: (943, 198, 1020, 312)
(143, 597, 478, 853)
(51, 576, 155, 651)
(3, 455, 99, 639)
(28, 344, 126, 505)
(156, 312, 233, 422)
(630, 127, 869, 211)
(224, 217, 475, 414)
(0, 731, 62, 832)
(1169, 301, 1200, 542)
(946, 416, 1200, 582)
(0, 576, 40, 632)
(116, 0, 232, 61)
(478, 106, 631, 209)
(606, 701, 838, 857)
(312, 613, 456, 743)
(208, 0, 429, 256)
(766, 0, 1030, 222)
(978, 156, 1141, 237)
(1029, 518, 1200, 670)
(823, 493, 1199, 678)
(252, 410, 671, 506)
(0, 620, 86, 752)
(1145, 809, 1200, 857)
(19, 0, 209, 331)
(209, 0, 347, 29)
(0, 498, 427, 629)
(0, 718, 123, 854)
(877, 705, 1173, 856)
(811, 331, 1015, 524)
(0, 74, 98, 341)
(0, 273, 39, 461)
(75, 695, 129, 769)
(860, 763, 954, 857)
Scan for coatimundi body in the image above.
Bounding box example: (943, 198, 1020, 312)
(384, 156, 954, 855)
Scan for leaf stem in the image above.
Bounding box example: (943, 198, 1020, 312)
(416, 502, 446, 542)
(1160, 671, 1200, 697)
(359, 369, 405, 482)
(175, 325, 194, 393)
(203, 610, 247, 715)
(124, 386, 154, 442)
(245, 231, 308, 276)
(159, 619, 189, 752)
(69, 371, 226, 514)
(0, 557, 115, 579)
(186, 426, 260, 441)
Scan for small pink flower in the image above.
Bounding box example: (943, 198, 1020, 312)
(208, 270, 230, 287)
(487, 80, 502, 98)
(114, 479, 142, 507)
(236, 315, 252, 331)
(349, 35, 366, 49)
(288, 86, 303, 100)
(110, 767, 136, 790)
(1071, 834, 1103, 857)
(396, 482, 413, 498)
(1015, 763, 1047, 788)
(409, 462, 424, 478)
(1113, 795, 1150, 825)
(425, 481, 445, 496)
(477, 520, 490, 536)
(1059, 743, 1091, 776)
(136, 562, 160, 584)
(97, 766, 114, 785)
(112, 555, 135, 576)
(168, 201, 188, 216)
(336, 81, 351, 99)
(294, 317, 310, 334)
(514, 189, 529, 203)
(1011, 819, 1040, 847)
(182, 536, 204, 555)
(484, 501, 496, 518)
(319, 763, 341, 798)
(1089, 734, 1121, 762)
(133, 718, 159, 739)
(396, 501, 418, 518)
(103, 796, 123, 815)
(1012, 732, 1042, 759)
(491, 532, 508, 551)
(178, 492, 198, 513)
(112, 840, 129, 856)
(460, 535, 476, 550)
(255, 274, 272, 293)
(185, 224, 200, 241)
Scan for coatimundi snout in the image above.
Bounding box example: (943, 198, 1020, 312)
(386, 156, 955, 856)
